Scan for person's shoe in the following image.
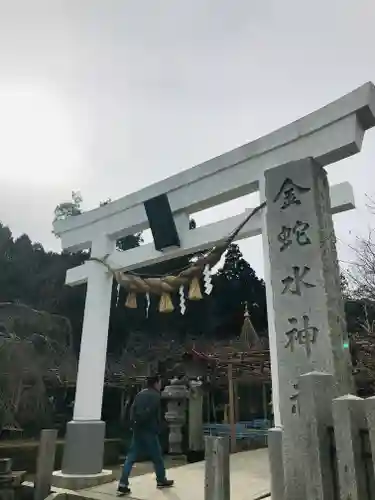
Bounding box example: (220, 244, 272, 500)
(117, 485, 131, 496)
(157, 479, 174, 489)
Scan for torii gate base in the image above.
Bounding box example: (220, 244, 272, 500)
(52, 83, 375, 491)
(62, 420, 105, 474)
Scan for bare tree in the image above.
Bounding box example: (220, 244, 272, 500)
(349, 230, 375, 301)
(0, 309, 77, 435)
(346, 197, 375, 336)
(348, 196, 375, 299)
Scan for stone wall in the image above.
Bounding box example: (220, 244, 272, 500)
(0, 439, 120, 474)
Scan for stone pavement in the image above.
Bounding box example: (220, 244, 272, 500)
(80, 448, 270, 500)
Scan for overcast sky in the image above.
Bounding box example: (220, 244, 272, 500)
(1, 0, 375, 278)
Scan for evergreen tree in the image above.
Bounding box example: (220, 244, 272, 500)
(219, 244, 245, 280)
(215, 244, 267, 336)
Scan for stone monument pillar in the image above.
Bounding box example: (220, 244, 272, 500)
(162, 377, 189, 455)
(264, 158, 353, 500)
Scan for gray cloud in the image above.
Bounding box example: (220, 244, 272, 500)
(0, 0, 375, 277)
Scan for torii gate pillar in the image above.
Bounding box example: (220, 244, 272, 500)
(52, 83, 375, 487)
(65, 238, 115, 475)
(52, 237, 116, 487)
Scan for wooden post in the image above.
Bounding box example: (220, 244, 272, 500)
(206, 391, 211, 423)
(34, 429, 58, 500)
(120, 390, 126, 421)
(211, 392, 217, 423)
(189, 381, 204, 452)
(233, 381, 239, 422)
(262, 382, 268, 422)
(204, 436, 230, 500)
(227, 363, 236, 453)
(365, 396, 375, 495)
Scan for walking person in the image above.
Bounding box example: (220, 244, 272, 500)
(117, 374, 174, 496)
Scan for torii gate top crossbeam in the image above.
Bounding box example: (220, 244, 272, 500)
(65, 181, 354, 286)
(53, 82, 375, 254)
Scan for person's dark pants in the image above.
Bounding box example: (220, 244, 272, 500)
(119, 431, 166, 486)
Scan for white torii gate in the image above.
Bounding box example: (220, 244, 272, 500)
(53, 82, 375, 482)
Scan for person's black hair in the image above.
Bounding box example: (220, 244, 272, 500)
(146, 374, 161, 388)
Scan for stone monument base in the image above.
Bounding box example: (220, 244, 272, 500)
(51, 470, 114, 490)
(52, 419, 113, 490)
(62, 420, 105, 475)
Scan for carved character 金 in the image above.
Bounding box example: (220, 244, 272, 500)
(281, 266, 316, 295)
(274, 178, 311, 209)
(284, 315, 319, 357)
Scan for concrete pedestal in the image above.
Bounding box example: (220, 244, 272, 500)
(61, 420, 106, 475)
(51, 469, 114, 490)
(52, 420, 113, 489)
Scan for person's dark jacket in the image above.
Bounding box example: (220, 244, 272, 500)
(130, 387, 161, 434)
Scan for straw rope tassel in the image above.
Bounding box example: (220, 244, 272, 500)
(125, 291, 137, 309)
(92, 202, 267, 307)
(159, 293, 174, 313)
(188, 276, 203, 300)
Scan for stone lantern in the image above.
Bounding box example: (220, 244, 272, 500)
(162, 377, 189, 455)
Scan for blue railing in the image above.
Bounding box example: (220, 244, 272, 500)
(203, 419, 270, 443)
